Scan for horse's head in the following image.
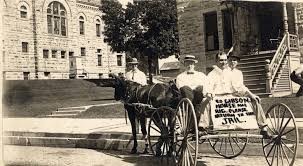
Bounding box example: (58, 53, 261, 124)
(110, 73, 140, 102)
(110, 73, 127, 101)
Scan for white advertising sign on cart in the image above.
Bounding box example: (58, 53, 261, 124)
(211, 96, 259, 130)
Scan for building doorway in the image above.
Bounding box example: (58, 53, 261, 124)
(257, 2, 283, 51)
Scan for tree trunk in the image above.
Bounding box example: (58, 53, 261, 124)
(148, 55, 153, 84)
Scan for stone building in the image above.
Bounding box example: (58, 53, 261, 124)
(177, 0, 303, 96)
(2, 0, 126, 80)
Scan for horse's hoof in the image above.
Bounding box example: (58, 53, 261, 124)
(130, 149, 137, 154)
(142, 149, 149, 154)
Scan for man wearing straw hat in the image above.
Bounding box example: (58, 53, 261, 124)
(176, 55, 208, 118)
(125, 58, 147, 86)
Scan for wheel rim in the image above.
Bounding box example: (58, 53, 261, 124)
(173, 98, 198, 166)
(262, 103, 299, 166)
(208, 131, 248, 159)
(148, 107, 175, 163)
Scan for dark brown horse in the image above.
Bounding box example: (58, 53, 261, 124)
(110, 74, 180, 154)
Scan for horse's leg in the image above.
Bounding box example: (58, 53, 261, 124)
(127, 108, 138, 154)
(139, 114, 148, 154)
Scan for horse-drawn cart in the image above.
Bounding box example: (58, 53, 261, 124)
(147, 97, 299, 166)
(111, 75, 298, 166)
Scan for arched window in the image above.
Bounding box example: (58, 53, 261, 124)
(79, 16, 85, 35)
(47, 2, 67, 36)
(20, 5, 27, 18)
(96, 19, 101, 37)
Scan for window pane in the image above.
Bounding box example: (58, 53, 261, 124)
(47, 7, 52, 14)
(96, 24, 100, 37)
(54, 16, 60, 35)
(61, 51, 66, 58)
(117, 55, 122, 66)
(98, 55, 102, 66)
(61, 17, 66, 36)
(20, 11, 27, 18)
(53, 2, 59, 15)
(52, 50, 57, 58)
(80, 21, 84, 35)
(21, 6, 26, 10)
(81, 48, 85, 56)
(22, 42, 28, 52)
(43, 50, 49, 58)
(47, 15, 52, 33)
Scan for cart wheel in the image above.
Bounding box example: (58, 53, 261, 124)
(148, 106, 175, 163)
(208, 131, 248, 159)
(262, 103, 299, 166)
(173, 98, 198, 166)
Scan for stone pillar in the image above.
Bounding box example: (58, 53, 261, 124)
(283, 2, 289, 34)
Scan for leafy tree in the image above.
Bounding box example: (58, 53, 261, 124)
(100, 0, 179, 83)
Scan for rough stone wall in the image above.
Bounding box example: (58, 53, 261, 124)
(296, 2, 303, 60)
(2, 0, 125, 80)
(177, 0, 233, 72)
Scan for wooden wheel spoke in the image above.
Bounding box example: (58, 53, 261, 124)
(212, 138, 220, 147)
(187, 141, 195, 152)
(150, 125, 161, 134)
(281, 140, 295, 154)
(279, 110, 286, 133)
(281, 127, 295, 136)
(266, 142, 276, 158)
(267, 114, 277, 132)
(279, 118, 292, 134)
(224, 138, 227, 155)
(219, 138, 223, 153)
(281, 137, 296, 143)
(186, 147, 194, 165)
(277, 106, 281, 132)
(281, 144, 291, 165)
(232, 137, 242, 150)
(152, 116, 162, 131)
(270, 145, 277, 165)
(278, 145, 284, 166)
(264, 139, 275, 148)
(151, 141, 160, 149)
(273, 108, 277, 130)
(228, 137, 235, 155)
(267, 125, 276, 134)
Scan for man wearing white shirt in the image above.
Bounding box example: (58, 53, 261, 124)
(228, 54, 268, 136)
(176, 55, 207, 105)
(125, 58, 147, 86)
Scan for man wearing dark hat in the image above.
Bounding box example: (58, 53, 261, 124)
(125, 58, 147, 85)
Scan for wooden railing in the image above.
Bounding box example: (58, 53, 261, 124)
(265, 33, 288, 93)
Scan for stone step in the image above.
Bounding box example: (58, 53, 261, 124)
(57, 107, 86, 111)
(52, 110, 83, 115)
(45, 114, 77, 118)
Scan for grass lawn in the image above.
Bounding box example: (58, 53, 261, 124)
(3, 79, 303, 118)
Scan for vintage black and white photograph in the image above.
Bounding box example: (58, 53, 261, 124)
(1, 0, 303, 165)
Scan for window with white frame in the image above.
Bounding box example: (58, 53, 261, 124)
(47, 2, 67, 36)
